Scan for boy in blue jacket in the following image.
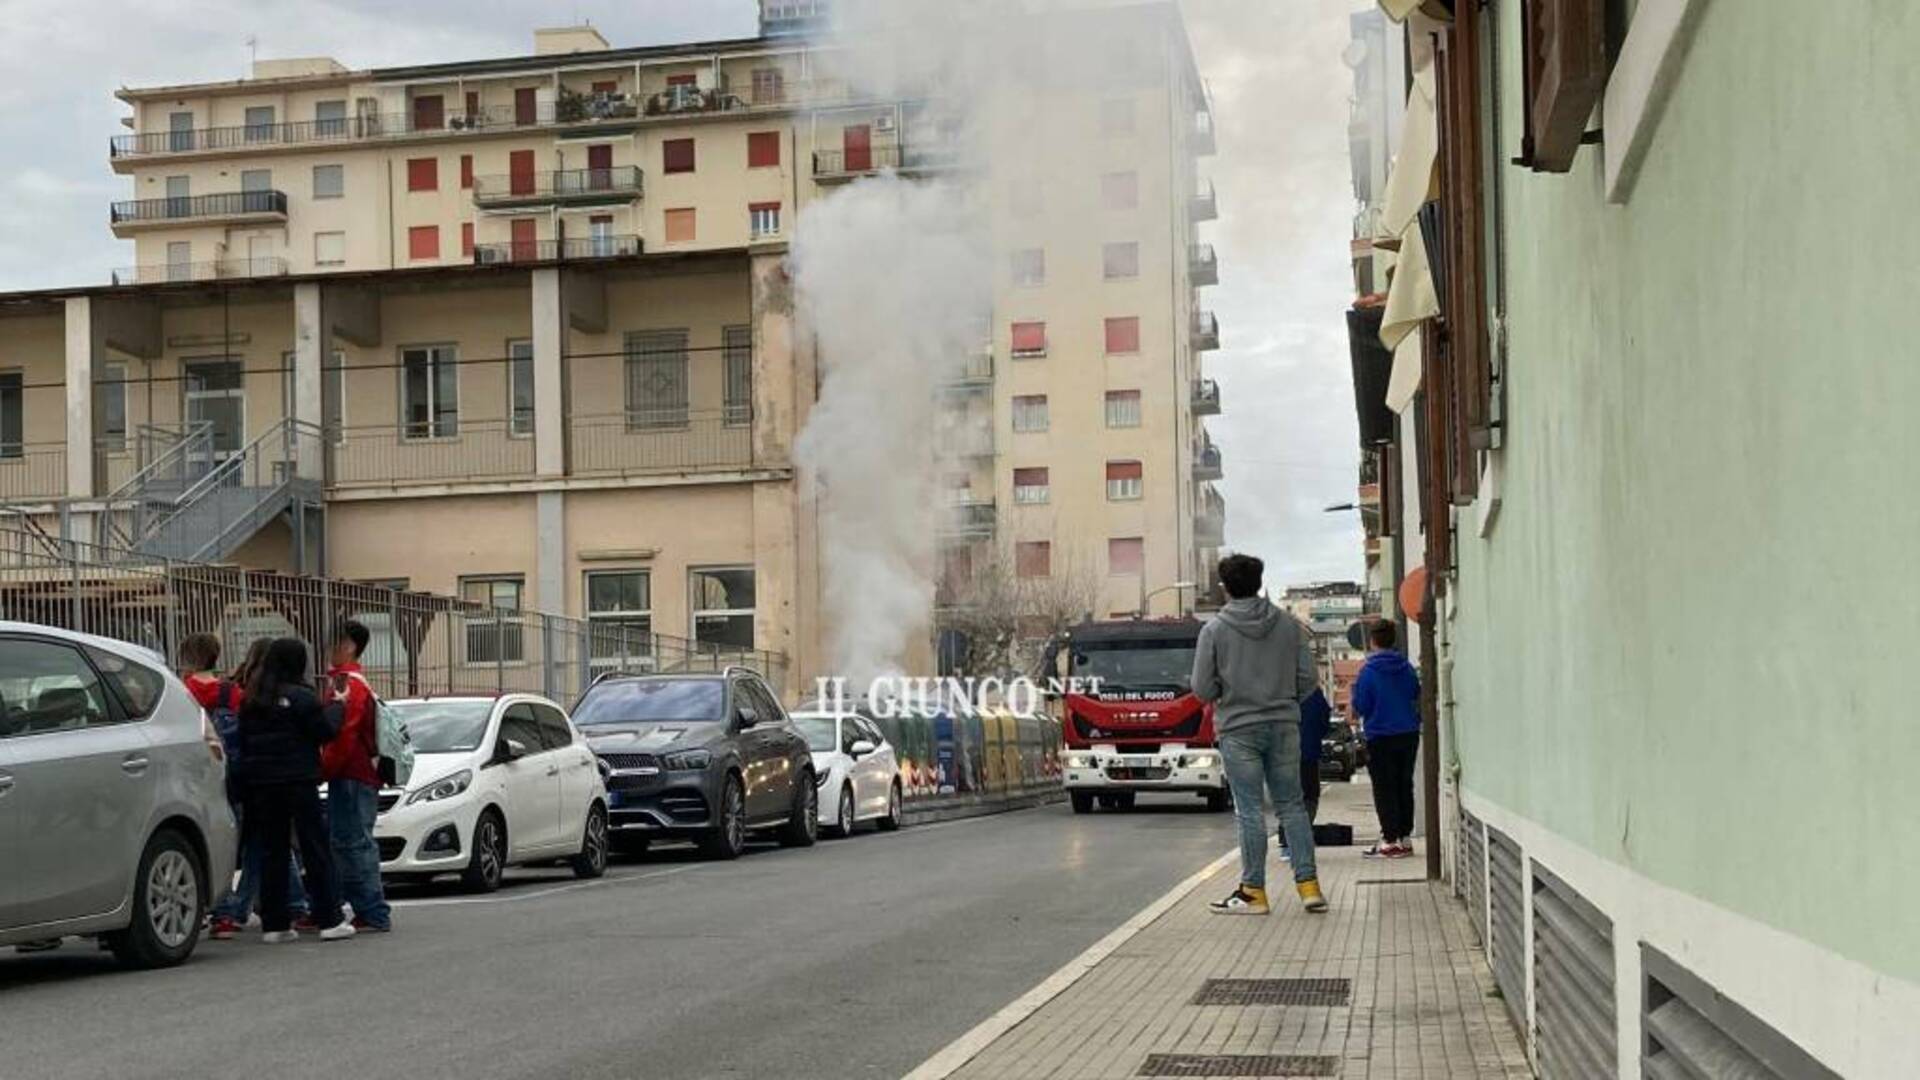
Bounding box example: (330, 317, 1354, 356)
(1352, 621, 1421, 859)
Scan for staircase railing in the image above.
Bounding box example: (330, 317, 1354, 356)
(130, 418, 319, 561)
(101, 423, 216, 549)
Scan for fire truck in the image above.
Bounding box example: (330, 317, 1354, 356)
(1041, 617, 1229, 813)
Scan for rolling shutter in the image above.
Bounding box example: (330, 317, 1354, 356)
(1533, 864, 1616, 1080)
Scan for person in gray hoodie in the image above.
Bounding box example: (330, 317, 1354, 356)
(1191, 553, 1328, 915)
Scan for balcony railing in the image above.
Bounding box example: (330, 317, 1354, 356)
(110, 190, 288, 226)
(812, 144, 960, 181)
(331, 420, 537, 490)
(1193, 442, 1223, 481)
(943, 349, 994, 391)
(942, 497, 997, 538)
(572, 411, 755, 478)
(472, 235, 643, 266)
(1192, 179, 1218, 222)
(1190, 243, 1219, 287)
(111, 257, 288, 287)
(1191, 378, 1221, 416)
(0, 444, 69, 502)
(472, 167, 644, 207)
(1193, 310, 1220, 351)
(1194, 108, 1218, 156)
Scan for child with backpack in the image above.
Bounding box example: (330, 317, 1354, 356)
(321, 621, 394, 933)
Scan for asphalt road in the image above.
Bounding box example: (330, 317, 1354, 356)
(0, 796, 1235, 1080)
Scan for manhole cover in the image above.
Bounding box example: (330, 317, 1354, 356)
(1138, 1053, 1341, 1077)
(1190, 978, 1351, 1007)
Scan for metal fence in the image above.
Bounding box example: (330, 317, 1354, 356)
(0, 528, 787, 705)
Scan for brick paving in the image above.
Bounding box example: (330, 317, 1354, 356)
(946, 783, 1532, 1079)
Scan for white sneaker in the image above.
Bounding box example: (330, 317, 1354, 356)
(261, 930, 298, 945)
(318, 922, 357, 942)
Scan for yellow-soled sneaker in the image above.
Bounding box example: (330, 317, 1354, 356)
(1208, 885, 1270, 915)
(1297, 880, 1329, 913)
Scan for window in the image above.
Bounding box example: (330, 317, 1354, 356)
(0, 638, 116, 736)
(1015, 541, 1051, 579)
(314, 231, 345, 266)
(1103, 241, 1139, 279)
(691, 567, 756, 650)
(406, 157, 438, 192)
(1101, 98, 1136, 137)
(1104, 316, 1141, 355)
(401, 344, 458, 438)
(724, 325, 753, 426)
(1010, 248, 1045, 287)
(86, 645, 165, 719)
(1106, 460, 1144, 501)
(459, 154, 473, 189)
(498, 704, 542, 751)
(412, 94, 444, 131)
(752, 67, 785, 104)
(1102, 171, 1139, 210)
(244, 105, 275, 141)
(168, 111, 195, 152)
(1108, 537, 1144, 576)
(1104, 389, 1142, 428)
(748, 131, 781, 168)
(625, 329, 689, 428)
(749, 202, 782, 238)
(515, 87, 538, 126)
(531, 703, 574, 749)
(1010, 321, 1047, 357)
(464, 90, 481, 120)
(663, 138, 696, 174)
(98, 364, 127, 452)
(166, 241, 192, 281)
(1012, 394, 1049, 433)
(664, 207, 696, 244)
(1013, 467, 1050, 505)
(0, 372, 21, 458)
(460, 222, 474, 258)
(407, 225, 439, 261)
(315, 100, 347, 136)
(587, 570, 652, 668)
(507, 339, 535, 436)
(312, 164, 343, 199)
(460, 576, 524, 665)
(240, 168, 271, 193)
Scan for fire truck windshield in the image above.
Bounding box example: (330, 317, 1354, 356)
(1069, 640, 1196, 692)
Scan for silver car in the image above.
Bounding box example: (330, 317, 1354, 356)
(0, 622, 238, 967)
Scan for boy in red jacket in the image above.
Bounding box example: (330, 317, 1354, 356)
(321, 621, 392, 932)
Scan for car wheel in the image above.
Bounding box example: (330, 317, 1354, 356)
(698, 775, 746, 860)
(1205, 789, 1232, 813)
(827, 784, 856, 838)
(778, 772, 819, 848)
(105, 827, 204, 969)
(571, 803, 609, 879)
(876, 782, 903, 832)
(461, 810, 506, 892)
(1070, 791, 1095, 814)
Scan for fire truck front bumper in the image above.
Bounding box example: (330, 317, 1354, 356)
(1061, 747, 1226, 792)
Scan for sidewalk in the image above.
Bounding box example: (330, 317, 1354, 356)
(938, 782, 1531, 1079)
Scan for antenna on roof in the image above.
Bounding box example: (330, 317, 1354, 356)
(245, 35, 258, 68)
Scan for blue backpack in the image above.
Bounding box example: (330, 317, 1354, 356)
(207, 680, 243, 797)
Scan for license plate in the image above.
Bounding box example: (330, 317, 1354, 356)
(1121, 756, 1156, 767)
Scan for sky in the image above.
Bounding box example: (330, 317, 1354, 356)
(0, 0, 1366, 590)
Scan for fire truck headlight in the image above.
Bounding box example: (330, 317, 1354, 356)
(1064, 752, 1096, 769)
(1183, 752, 1218, 770)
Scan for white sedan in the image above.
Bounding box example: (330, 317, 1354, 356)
(375, 695, 608, 892)
(790, 710, 902, 837)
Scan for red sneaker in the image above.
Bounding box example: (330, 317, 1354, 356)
(208, 916, 241, 940)
(291, 915, 320, 933)
(1386, 842, 1416, 859)
(351, 917, 392, 933)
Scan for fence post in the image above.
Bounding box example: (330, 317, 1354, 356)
(541, 616, 555, 700)
(578, 622, 591, 701)
(389, 587, 401, 698)
(163, 565, 180, 665)
(445, 602, 457, 696)
(67, 540, 82, 631)
(319, 577, 331, 674)
(494, 606, 506, 694)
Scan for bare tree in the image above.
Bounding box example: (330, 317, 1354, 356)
(936, 543, 1100, 677)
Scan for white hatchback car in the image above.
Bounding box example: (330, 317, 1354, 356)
(375, 695, 608, 892)
(790, 710, 902, 837)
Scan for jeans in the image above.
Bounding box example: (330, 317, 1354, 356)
(1367, 731, 1421, 842)
(328, 779, 392, 928)
(1220, 722, 1317, 889)
(212, 802, 309, 921)
(248, 782, 340, 933)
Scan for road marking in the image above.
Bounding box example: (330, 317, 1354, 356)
(387, 862, 706, 909)
(900, 845, 1239, 1080)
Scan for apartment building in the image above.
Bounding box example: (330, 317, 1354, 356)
(0, 2, 1220, 690)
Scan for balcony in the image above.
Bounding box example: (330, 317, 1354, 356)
(473, 235, 643, 266)
(1193, 310, 1220, 351)
(943, 348, 994, 393)
(0, 444, 69, 503)
(1193, 441, 1223, 481)
(1189, 243, 1219, 287)
(473, 167, 644, 209)
(1194, 107, 1217, 156)
(942, 497, 997, 539)
(111, 256, 289, 287)
(1359, 481, 1381, 506)
(109, 107, 536, 162)
(110, 190, 287, 236)
(812, 144, 960, 183)
(1192, 179, 1218, 222)
(1191, 378, 1221, 416)
(1195, 485, 1226, 546)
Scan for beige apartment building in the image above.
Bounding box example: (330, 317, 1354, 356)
(0, 2, 1221, 691)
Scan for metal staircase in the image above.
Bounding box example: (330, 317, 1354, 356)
(103, 418, 322, 563)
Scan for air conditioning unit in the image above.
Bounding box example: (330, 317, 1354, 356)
(874, 114, 895, 132)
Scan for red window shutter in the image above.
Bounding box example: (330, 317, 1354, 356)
(592, 80, 617, 94)
(510, 218, 537, 260)
(663, 138, 696, 174)
(747, 131, 781, 168)
(667, 74, 697, 87)
(406, 157, 438, 192)
(1108, 538, 1144, 575)
(1013, 467, 1048, 487)
(590, 214, 613, 226)
(514, 87, 538, 126)
(412, 95, 444, 131)
(407, 226, 439, 260)
(509, 150, 535, 195)
(1011, 321, 1047, 354)
(1016, 542, 1051, 578)
(1104, 316, 1140, 355)
(459, 154, 473, 189)
(460, 222, 474, 257)
(748, 201, 781, 213)
(463, 91, 479, 120)
(1106, 461, 1143, 482)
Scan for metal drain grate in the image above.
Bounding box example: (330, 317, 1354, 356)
(1190, 978, 1352, 1007)
(1139, 1053, 1341, 1077)
(1353, 878, 1427, 886)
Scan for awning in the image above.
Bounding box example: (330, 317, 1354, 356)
(1379, 222, 1437, 354)
(1378, 60, 1437, 239)
(1346, 306, 1395, 445)
(1379, 0, 1456, 23)
(1385, 332, 1422, 415)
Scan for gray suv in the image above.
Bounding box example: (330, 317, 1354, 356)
(0, 624, 238, 967)
(573, 669, 816, 860)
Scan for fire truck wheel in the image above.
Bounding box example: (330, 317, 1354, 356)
(1070, 792, 1095, 814)
(1205, 790, 1232, 813)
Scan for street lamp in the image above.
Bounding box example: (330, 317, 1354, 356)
(1323, 502, 1358, 512)
(1138, 580, 1197, 618)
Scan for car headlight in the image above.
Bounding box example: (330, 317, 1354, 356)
(1183, 752, 1218, 770)
(814, 763, 836, 787)
(1064, 752, 1095, 769)
(405, 769, 473, 805)
(663, 749, 713, 771)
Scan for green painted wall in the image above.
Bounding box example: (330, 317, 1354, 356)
(1452, 0, 1920, 983)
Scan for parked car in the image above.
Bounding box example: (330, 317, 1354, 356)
(375, 695, 608, 892)
(790, 707, 903, 837)
(0, 623, 238, 967)
(574, 670, 816, 859)
(1321, 721, 1362, 781)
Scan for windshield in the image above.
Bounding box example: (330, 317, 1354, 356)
(791, 715, 839, 752)
(1070, 640, 1196, 692)
(390, 700, 494, 753)
(574, 679, 726, 727)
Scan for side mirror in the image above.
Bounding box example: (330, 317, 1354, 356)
(849, 739, 877, 758)
(494, 737, 528, 764)
(735, 710, 758, 730)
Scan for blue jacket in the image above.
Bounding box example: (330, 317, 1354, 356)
(1299, 688, 1330, 763)
(1352, 649, 1420, 739)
